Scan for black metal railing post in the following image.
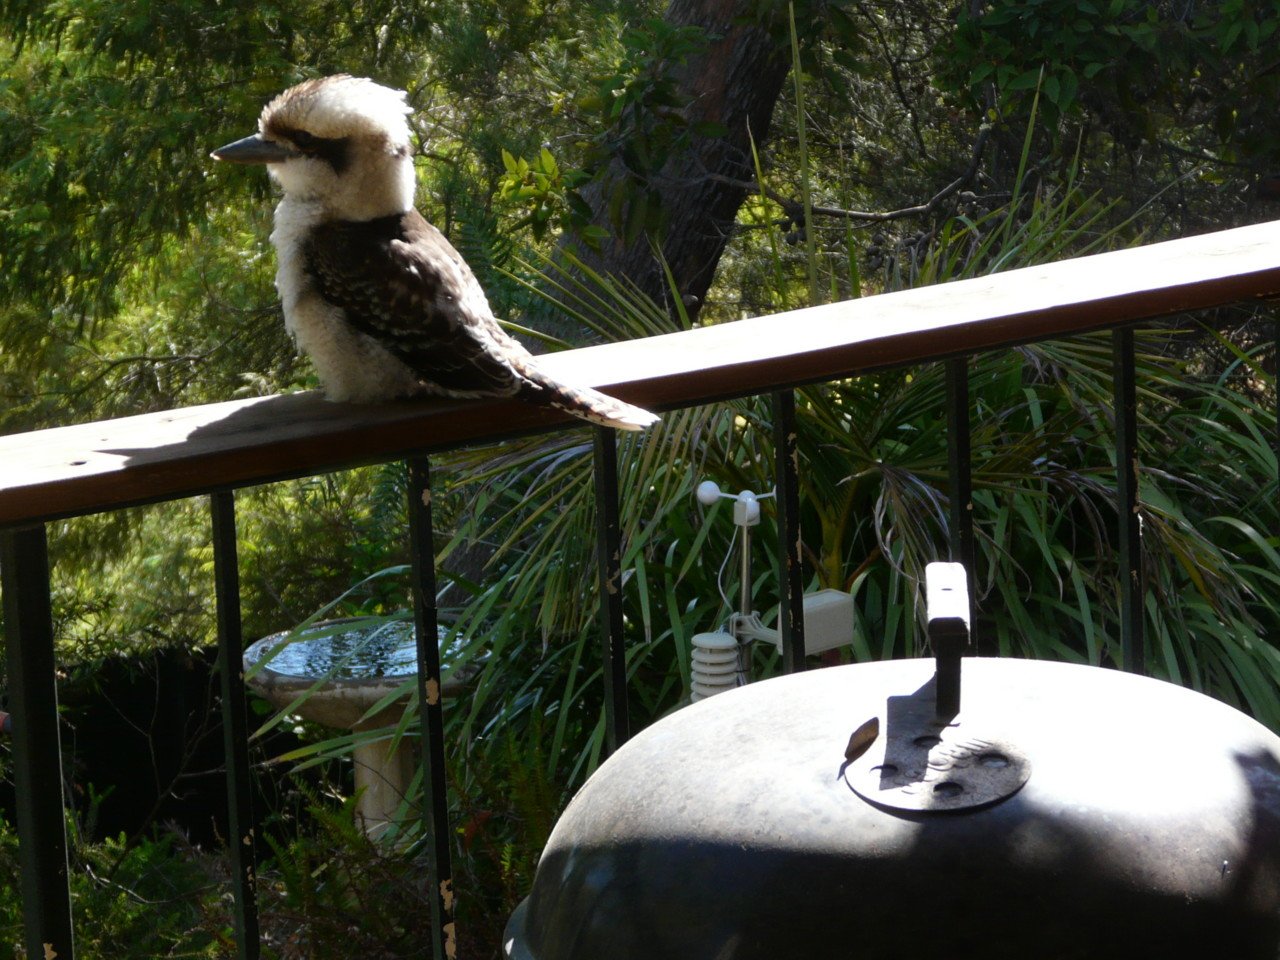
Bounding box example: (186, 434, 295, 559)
(772, 390, 806, 672)
(210, 491, 261, 959)
(1272, 313, 1278, 649)
(945, 358, 977, 634)
(407, 457, 456, 960)
(0, 525, 76, 960)
(1112, 328, 1144, 674)
(592, 428, 630, 755)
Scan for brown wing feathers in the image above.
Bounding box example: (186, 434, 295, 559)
(303, 210, 659, 429)
(303, 212, 521, 396)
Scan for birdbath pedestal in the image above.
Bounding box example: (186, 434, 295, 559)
(243, 619, 455, 839)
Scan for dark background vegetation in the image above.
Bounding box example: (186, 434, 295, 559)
(1, 0, 1278, 955)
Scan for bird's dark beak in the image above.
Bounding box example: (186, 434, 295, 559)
(210, 133, 297, 165)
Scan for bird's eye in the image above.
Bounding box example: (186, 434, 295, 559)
(292, 130, 320, 151)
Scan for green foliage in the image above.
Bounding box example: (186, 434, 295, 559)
(736, 0, 867, 76)
(257, 790, 437, 958)
(42, 465, 422, 663)
(582, 16, 715, 199)
(446, 713, 563, 952)
(499, 16, 715, 246)
(0, 813, 225, 958)
(946, 0, 1280, 160)
(499, 147, 595, 243)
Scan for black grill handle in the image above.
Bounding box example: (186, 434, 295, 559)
(926, 561, 971, 719)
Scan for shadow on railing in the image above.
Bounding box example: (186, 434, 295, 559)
(1, 221, 1279, 960)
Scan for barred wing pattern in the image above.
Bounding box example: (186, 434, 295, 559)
(303, 211, 658, 429)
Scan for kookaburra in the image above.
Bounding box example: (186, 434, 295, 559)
(211, 75, 658, 431)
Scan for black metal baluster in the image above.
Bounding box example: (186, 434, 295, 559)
(0, 525, 76, 960)
(592, 428, 630, 755)
(945, 358, 977, 637)
(1272, 314, 1278, 649)
(210, 492, 260, 960)
(772, 390, 806, 673)
(407, 458, 455, 960)
(1112, 328, 1144, 674)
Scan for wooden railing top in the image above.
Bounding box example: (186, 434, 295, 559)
(3, 219, 1280, 528)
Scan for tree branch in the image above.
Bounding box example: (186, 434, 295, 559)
(726, 124, 994, 226)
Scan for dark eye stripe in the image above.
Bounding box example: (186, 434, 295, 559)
(267, 123, 351, 174)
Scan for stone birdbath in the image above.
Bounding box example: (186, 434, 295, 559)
(243, 618, 465, 839)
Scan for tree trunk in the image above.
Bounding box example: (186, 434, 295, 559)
(562, 0, 794, 324)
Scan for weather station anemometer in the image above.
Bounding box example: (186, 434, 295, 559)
(690, 480, 854, 701)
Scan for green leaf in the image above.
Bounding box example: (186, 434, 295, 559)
(1044, 73, 1060, 105)
(1007, 67, 1044, 92)
(539, 146, 558, 175)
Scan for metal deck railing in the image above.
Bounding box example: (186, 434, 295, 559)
(2, 220, 1279, 959)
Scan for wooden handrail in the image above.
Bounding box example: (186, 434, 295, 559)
(2, 219, 1279, 528)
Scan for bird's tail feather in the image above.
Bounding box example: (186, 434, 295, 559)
(518, 368, 659, 432)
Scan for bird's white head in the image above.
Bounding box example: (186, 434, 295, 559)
(212, 75, 416, 220)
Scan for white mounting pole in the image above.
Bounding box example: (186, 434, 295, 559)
(697, 480, 773, 625)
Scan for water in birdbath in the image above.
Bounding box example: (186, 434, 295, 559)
(243, 617, 459, 841)
(246, 620, 434, 681)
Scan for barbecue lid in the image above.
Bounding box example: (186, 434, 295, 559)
(505, 656, 1280, 960)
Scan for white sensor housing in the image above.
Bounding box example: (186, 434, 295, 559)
(770, 589, 854, 656)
